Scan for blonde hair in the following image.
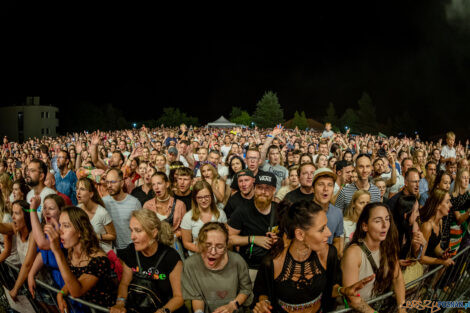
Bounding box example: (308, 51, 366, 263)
(201, 163, 219, 180)
(0, 173, 12, 199)
(446, 131, 455, 139)
(452, 168, 469, 197)
(344, 190, 370, 221)
(131, 209, 174, 246)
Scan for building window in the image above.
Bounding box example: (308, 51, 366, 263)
(41, 112, 45, 119)
(46, 112, 49, 118)
(46, 128, 50, 135)
(41, 128, 45, 135)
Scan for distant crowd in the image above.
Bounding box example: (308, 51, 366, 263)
(0, 123, 468, 313)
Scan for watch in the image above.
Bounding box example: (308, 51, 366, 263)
(163, 308, 170, 313)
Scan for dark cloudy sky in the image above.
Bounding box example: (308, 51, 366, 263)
(1, 1, 470, 138)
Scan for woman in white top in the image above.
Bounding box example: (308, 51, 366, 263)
(77, 177, 116, 253)
(181, 181, 227, 255)
(0, 192, 20, 266)
(343, 190, 370, 247)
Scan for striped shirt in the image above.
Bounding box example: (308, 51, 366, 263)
(335, 182, 381, 211)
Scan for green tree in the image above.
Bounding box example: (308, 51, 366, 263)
(292, 111, 308, 130)
(231, 111, 252, 126)
(355, 92, 378, 133)
(156, 107, 199, 127)
(229, 107, 243, 120)
(339, 108, 359, 132)
(324, 102, 339, 128)
(252, 91, 284, 128)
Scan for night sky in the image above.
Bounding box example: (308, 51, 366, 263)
(1, 1, 470, 138)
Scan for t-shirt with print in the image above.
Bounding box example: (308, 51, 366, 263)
(261, 162, 288, 191)
(229, 200, 279, 269)
(118, 243, 181, 307)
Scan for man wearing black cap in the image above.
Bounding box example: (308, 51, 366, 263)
(224, 169, 255, 219)
(228, 172, 279, 283)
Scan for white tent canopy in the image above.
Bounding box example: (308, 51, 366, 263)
(207, 116, 237, 128)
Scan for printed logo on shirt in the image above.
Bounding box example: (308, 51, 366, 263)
(131, 266, 167, 280)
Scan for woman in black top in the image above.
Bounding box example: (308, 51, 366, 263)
(111, 209, 184, 313)
(253, 200, 373, 313)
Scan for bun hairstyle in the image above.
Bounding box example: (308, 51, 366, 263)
(131, 209, 174, 246)
(270, 200, 323, 258)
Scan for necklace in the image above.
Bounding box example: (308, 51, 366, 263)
(156, 195, 170, 202)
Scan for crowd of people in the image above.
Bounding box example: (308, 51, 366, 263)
(0, 122, 468, 313)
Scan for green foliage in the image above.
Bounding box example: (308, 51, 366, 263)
(324, 102, 339, 127)
(252, 91, 284, 128)
(339, 108, 359, 132)
(355, 92, 378, 133)
(231, 111, 252, 126)
(292, 111, 308, 130)
(156, 107, 199, 127)
(61, 102, 128, 132)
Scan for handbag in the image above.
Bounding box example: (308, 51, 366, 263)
(126, 248, 168, 313)
(402, 261, 424, 287)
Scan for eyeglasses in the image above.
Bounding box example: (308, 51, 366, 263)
(196, 195, 212, 201)
(105, 180, 122, 185)
(205, 244, 226, 253)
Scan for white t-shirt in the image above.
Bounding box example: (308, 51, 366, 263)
(1, 214, 20, 265)
(381, 169, 404, 197)
(441, 145, 456, 170)
(26, 187, 57, 219)
(79, 204, 114, 253)
(220, 145, 232, 162)
(181, 208, 227, 255)
(343, 219, 357, 247)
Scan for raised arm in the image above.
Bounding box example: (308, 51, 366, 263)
(30, 195, 50, 250)
(90, 131, 107, 170)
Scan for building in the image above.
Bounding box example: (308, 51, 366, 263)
(0, 96, 59, 142)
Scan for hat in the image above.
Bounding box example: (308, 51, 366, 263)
(237, 169, 254, 179)
(168, 147, 178, 155)
(255, 172, 277, 188)
(312, 168, 337, 186)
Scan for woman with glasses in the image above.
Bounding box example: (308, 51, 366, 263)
(181, 181, 227, 256)
(182, 222, 252, 313)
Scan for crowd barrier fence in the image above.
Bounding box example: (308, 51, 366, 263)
(1, 246, 469, 313)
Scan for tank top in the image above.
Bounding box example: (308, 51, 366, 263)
(425, 228, 441, 258)
(358, 244, 380, 301)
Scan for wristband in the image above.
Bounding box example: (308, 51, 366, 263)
(60, 290, 66, 295)
(266, 135, 273, 138)
(116, 297, 126, 303)
(26, 209, 37, 213)
(194, 310, 204, 313)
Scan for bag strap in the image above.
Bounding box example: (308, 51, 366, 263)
(164, 198, 177, 226)
(269, 204, 276, 230)
(358, 241, 379, 274)
(135, 246, 169, 272)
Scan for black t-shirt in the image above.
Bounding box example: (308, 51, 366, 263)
(228, 200, 279, 269)
(224, 191, 253, 219)
(131, 185, 155, 206)
(174, 192, 192, 211)
(118, 243, 181, 305)
(230, 169, 268, 191)
(284, 187, 314, 204)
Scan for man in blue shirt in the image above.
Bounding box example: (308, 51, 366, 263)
(53, 150, 77, 205)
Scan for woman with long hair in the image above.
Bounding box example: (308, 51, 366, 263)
(45, 206, 117, 311)
(343, 190, 370, 246)
(342, 203, 405, 312)
(0, 173, 12, 208)
(419, 170, 452, 206)
(448, 168, 470, 255)
(200, 163, 226, 208)
(226, 155, 246, 188)
(11, 179, 30, 202)
(181, 181, 227, 255)
(393, 195, 426, 267)
(110, 209, 184, 313)
(76, 177, 116, 253)
(419, 189, 455, 267)
(182, 222, 252, 313)
(144, 172, 186, 238)
(253, 200, 374, 313)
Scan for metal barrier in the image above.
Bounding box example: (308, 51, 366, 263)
(0, 246, 469, 313)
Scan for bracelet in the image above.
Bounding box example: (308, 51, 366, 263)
(26, 209, 37, 213)
(266, 135, 273, 138)
(116, 297, 126, 303)
(60, 290, 65, 295)
(194, 310, 204, 313)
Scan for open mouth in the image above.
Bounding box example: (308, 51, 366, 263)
(207, 257, 217, 266)
(380, 231, 387, 237)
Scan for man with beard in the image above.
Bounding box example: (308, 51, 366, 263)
(53, 150, 77, 205)
(284, 162, 316, 203)
(228, 172, 279, 282)
(25, 159, 56, 217)
(102, 168, 142, 249)
(224, 169, 255, 219)
(173, 167, 193, 211)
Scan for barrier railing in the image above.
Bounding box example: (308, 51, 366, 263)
(1, 246, 469, 313)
